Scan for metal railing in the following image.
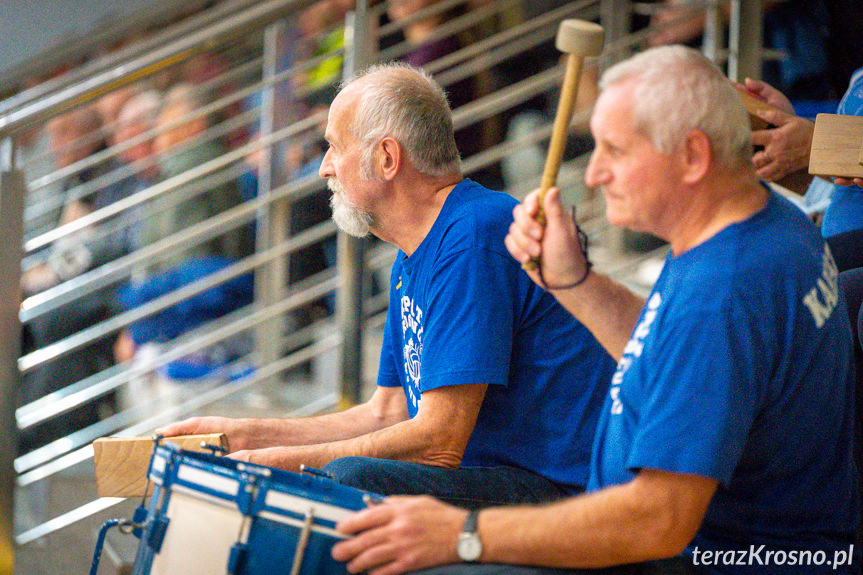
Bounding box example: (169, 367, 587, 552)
(1, 1, 766, 572)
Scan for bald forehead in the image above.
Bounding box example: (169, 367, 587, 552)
(592, 81, 636, 126)
(328, 87, 360, 138)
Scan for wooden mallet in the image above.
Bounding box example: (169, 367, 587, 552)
(524, 19, 604, 271)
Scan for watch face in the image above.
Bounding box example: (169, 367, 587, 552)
(458, 534, 482, 562)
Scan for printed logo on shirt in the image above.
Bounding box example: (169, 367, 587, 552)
(609, 292, 662, 415)
(802, 244, 839, 329)
(401, 294, 424, 411)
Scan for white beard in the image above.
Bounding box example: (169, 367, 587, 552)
(328, 178, 373, 238)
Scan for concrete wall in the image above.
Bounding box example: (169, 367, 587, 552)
(0, 0, 163, 75)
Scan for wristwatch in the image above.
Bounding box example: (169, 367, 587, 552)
(457, 509, 483, 562)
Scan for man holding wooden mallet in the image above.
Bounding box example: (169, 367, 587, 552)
(332, 46, 858, 575)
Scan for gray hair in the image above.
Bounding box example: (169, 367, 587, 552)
(117, 90, 162, 129)
(163, 82, 206, 110)
(345, 62, 461, 177)
(600, 45, 752, 168)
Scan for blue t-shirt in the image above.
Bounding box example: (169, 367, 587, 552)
(377, 179, 615, 491)
(588, 192, 858, 573)
(821, 66, 863, 238)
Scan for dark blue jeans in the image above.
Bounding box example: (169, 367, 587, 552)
(412, 557, 695, 575)
(322, 457, 576, 509)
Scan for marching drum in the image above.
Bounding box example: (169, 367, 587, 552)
(93, 443, 377, 575)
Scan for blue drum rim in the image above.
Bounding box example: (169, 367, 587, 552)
(148, 445, 376, 519)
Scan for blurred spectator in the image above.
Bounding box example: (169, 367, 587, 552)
(114, 91, 162, 181)
(22, 108, 130, 294)
(19, 107, 130, 452)
(492, 0, 597, 189)
(111, 89, 163, 251)
(115, 83, 252, 381)
(182, 50, 249, 150)
(17, 131, 63, 241)
(298, 1, 350, 93)
(648, 1, 833, 102)
(96, 85, 138, 141)
(142, 83, 240, 269)
(386, 0, 499, 187)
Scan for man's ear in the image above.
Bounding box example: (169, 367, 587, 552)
(377, 136, 401, 181)
(680, 129, 711, 185)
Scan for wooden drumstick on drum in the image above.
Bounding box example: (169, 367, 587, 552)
(524, 19, 604, 271)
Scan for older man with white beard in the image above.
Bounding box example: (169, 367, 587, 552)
(159, 62, 615, 510)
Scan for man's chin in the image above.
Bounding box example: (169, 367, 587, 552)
(336, 226, 371, 239)
(332, 212, 372, 238)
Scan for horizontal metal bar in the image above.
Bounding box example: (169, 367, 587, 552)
(18, 218, 336, 380)
(15, 494, 124, 546)
(434, 23, 559, 90)
(16, 264, 338, 443)
(15, 389, 341, 544)
(26, 99, 259, 208)
(16, 329, 342, 480)
(39, 159, 249, 264)
(0, 0, 316, 136)
(424, 0, 595, 77)
(466, 104, 590, 177)
(24, 111, 322, 254)
(377, 0, 522, 64)
(0, 0, 266, 115)
(21, 170, 327, 322)
(21, 164, 249, 320)
(376, 0, 468, 37)
(452, 64, 563, 131)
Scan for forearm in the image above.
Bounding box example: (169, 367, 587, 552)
(550, 271, 644, 361)
(254, 415, 464, 471)
(237, 402, 404, 450)
(479, 482, 692, 568)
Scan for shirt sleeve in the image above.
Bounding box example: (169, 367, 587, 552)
(376, 308, 402, 388)
(418, 246, 517, 392)
(376, 262, 403, 388)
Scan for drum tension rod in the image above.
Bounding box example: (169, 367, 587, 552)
(289, 509, 315, 575)
(299, 464, 334, 480)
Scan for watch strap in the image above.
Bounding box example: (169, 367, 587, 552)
(463, 509, 480, 534)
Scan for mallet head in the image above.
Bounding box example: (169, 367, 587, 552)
(556, 19, 605, 57)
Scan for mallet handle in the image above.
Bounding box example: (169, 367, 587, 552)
(523, 54, 587, 271)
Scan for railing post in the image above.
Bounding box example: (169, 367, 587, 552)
(600, 0, 631, 65)
(727, 0, 763, 82)
(337, 2, 375, 408)
(254, 20, 294, 377)
(702, 0, 725, 64)
(599, 0, 631, 256)
(0, 136, 24, 575)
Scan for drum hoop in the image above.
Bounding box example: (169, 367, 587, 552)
(169, 484, 239, 510)
(175, 464, 240, 501)
(264, 490, 354, 525)
(255, 510, 348, 540)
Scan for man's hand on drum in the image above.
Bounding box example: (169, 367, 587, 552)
(505, 186, 588, 290)
(332, 496, 466, 575)
(226, 446, 309, 471)
(156, 416, 255, 453)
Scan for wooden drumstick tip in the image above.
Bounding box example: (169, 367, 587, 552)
(555, 20, 605, 57)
